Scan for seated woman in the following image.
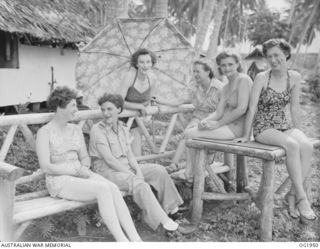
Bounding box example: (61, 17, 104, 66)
(176, 52, 253, 181)
(235, 39, 317, 222)
(89, 93, 186, 233)
(36, 87, 142, 242)
(119, 48, 180, 156)
(168, 59, 223, 174)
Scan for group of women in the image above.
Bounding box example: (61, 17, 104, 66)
(36, 38, 316, 242)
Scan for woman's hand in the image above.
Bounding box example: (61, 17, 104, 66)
(198, 119, 208, 130)
(139, 105, 147, 116)
(136, 170, 145, 180)
(76, 165, 91, 178)
(233, 137, 249, 143)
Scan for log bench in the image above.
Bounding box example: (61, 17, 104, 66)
(186, 137, 320, 242)
(0, 105, 193, 241)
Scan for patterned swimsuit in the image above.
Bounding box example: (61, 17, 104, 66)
(253, 71, 293, 138)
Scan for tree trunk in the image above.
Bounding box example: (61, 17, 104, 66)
(207, 0, 226, 61)
(194, 0, 216, 57)
(293, 0, 320, 65)
(287, 0, 297, 24)
(222, 0, 232, 48)
(154, 0, 168, 18)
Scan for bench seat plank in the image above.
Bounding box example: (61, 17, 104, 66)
(187, 138, 320, 161)
(14, 197, 96, 224)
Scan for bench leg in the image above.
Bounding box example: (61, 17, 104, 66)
(191, 149, 207, 224)
(256, 159, 275, 242)
(0, 180, 15, 241)
(236, 155, 248, 193)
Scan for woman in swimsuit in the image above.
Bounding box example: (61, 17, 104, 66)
(235, 39, 317, 222)
(182, 52, 252, 181)
(36, 87, 142, 242)
(119, 48, 179, 156)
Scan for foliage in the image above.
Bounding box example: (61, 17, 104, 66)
(247, 9, 291, 46)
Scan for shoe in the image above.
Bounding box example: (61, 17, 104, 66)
(170, 169, 193, 184)
(166, 163, 179, 174)
(296, 198, 317, 224)
(165, 223, 197, 236)
(284, 193, 300, 219)
(168, 211, 182, 221)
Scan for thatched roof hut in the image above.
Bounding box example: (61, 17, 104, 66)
(0, 0, 95, 45)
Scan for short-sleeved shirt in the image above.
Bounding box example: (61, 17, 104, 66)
(89, 121, 132, 168)
(190, 79, 223, 120)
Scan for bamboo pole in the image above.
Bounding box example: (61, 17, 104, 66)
(0, 105, 194, 127)
(19, 124, 36, 150)
(0, 161, 24, 181)
(191, 149, 207, 224)
(15, 190, 49, 202)
(126, 117, 135, 130)
(134, 117, 158, 154)
(236, 155, 248, 193)
(136, 151, 175, 162)
(159, 114, 177, 153)
(0, 179, 15, 241)
(14, 221, 32, 241)
(16, 170, 44, 185)
(205, 162, 227, 193)
(257, 160, 275, 242)
(202, 192, 250, 201)
(0, 125, 18, 161)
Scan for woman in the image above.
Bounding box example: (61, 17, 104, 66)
(177, 52, 252, 182)
(89, 93, 186, 233)
(168, 59, 223, 175)
(119, 48, 179, 156)
(235, 39, 317, 222)
(36, 87, 142, 242)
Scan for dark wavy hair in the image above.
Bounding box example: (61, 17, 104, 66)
(98, 93, 124, 113)
(193, 60, 214, 79)
(130, 48, 157, 69)
(47, 86, 77, 111)
(262, 38, 292, 60)
(216, 51, 243, 73)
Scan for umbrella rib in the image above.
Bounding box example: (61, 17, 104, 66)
(138, 18, 164, 49)
(116, 19, 132, 55)
(153, 47, 193, 53)
(82, 51, 130, 59)
(153, 67, 187, 87)
(82, 61, 130, 92)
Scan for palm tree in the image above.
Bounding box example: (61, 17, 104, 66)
(207, 0, 225, 61)
(293, 0, 320, 65)
(194, 0, 216, 56)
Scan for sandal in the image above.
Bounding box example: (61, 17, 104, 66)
(284, 193, 300, 219)
(296, 198, 317, 223)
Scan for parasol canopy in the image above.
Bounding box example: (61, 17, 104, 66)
(76, 17, 195, 108)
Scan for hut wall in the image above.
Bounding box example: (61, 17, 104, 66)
(0, 44, 77, 107)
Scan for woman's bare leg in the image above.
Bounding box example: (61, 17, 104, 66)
(256, 129, 315, 218)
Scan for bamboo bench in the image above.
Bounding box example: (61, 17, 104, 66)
(186, 137, 320, 242)
(0, 105, 194, 241)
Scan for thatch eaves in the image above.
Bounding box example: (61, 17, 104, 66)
(245, 46, 264, 60)
(0, 0, 96, 44)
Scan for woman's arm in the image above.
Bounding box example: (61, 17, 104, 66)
(216, 77, 252, 127)
(36, 128, 78, 176)
(289, 72, 302, 128)
(77, 127, 91, 168)
(237, 73, 265, 141)
(204, 90, 225, 121)
(96, 143, 133, 174)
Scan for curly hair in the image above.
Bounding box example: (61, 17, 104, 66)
(193, 59, 214, 79)
(262, 38, 291, 60)
(216, 51, 243, 73)
(130, 48, 157, 69)
(98, 93, 124, 113)
(47, 86, 77, 111)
